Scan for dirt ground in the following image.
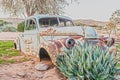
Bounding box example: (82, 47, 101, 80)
(0, 55, 65, 80)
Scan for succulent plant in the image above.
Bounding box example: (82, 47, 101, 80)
(56, 43, 120, 80)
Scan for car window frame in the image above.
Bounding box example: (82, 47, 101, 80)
(25, 18, 37, 31)
(58, 18, 74, 27)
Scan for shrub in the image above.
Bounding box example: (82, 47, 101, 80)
(0, 20, 11, 26)
(0, 20, 4, 26)
(0, 24, 17, 32)
(74, 22, 86, 26)
(0, 20, 16, 32)
(56, 43, 120, 80)
(17, 21, 25, 32)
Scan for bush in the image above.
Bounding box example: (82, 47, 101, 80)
(0, 20, 16, 32)
(17, 21, 25, 32)
(0, 20, 11, 26)
(0, 24, 17, 32)
(56, 43, 120, 80)
(74, 22, 86, 26)
(0, 20, 4, 26)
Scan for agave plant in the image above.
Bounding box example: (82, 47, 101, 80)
(56, 43, 120, 80)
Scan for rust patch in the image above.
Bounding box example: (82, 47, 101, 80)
(69, 35, 83, 39)
(54, 41, 63, 49)
(40, 28, 78, 36)
(53, 41, 63, 53)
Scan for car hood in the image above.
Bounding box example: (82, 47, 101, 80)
(40, 26, 98, 38)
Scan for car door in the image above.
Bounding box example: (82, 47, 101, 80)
(22, 18, 39, 54)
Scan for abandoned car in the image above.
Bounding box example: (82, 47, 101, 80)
(14, 14, 115, 64)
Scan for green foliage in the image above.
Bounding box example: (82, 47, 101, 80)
(0, 41, 20, 57)
(0, 58, 16, 64)
(117, 63, 120, 68)
(116, 44, 120, 68)
(17, 21, 25, 32)
(0, 41, 30, 64)
(0, 41, 19, 64)
(20, 57, 29, 62)
(116, 44, 120, 55)
(0, 20, 4, 26)
(116, 44, 120, 49)
(0, 20, 11, 26)
(74, 22, 86, 26)
(56, 43, 120, 80)
(0, 20, 16, 32)
(90, 24, 103, 28)
(110, 9, 120, 25)
(0, 25, 17, 32)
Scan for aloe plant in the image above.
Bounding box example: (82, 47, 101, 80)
(56, 43, 120, 80)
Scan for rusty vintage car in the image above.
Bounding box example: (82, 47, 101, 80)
(14, 14, 115, 64)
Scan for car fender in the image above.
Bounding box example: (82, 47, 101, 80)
(39, 40, 65, 64)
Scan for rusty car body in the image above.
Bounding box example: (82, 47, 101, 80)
(14, 14, 115, 64)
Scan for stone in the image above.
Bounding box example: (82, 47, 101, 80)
(17, 72, 26, 77)
(12, 75, 17, 78)
(35, 63, 49, 71)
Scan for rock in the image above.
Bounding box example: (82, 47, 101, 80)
(17, 72, 26, 77)
(12, 75, 16, 78)
(35, 63, 49, 71)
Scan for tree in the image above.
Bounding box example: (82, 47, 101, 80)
(105, 21, 116, 37)
(0, 0, 78, 18)
(110, 9, 120, 25)
(108, 9, 120, 35)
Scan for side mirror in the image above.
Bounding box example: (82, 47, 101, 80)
(106, 38, 115, 47)
(99, 37, 115, 47)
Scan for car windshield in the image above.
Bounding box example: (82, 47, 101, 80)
(39, 17, 74, 28)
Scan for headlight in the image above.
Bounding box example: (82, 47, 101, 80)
(65, 38, 75, 49)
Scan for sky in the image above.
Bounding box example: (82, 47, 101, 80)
(64, 0, 120, 21)
(0, 0, 120, 21)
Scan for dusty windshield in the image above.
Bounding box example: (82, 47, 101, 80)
(39, 17, 74, 28)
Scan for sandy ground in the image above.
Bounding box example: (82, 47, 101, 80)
(0, 32, 21, 40)
(0, 56, 65, 80)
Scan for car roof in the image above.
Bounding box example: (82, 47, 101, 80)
(26, 14, 72, 20)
